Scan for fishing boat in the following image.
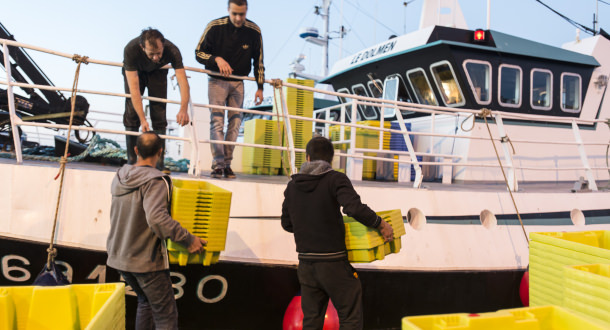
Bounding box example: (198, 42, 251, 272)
(1, 1, 609, 329)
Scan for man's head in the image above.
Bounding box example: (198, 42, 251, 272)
(305, 136, 334, 163)
(139, 28, 165, 63)
(228, 0, 248, 28)
(135, 131, 164, 160)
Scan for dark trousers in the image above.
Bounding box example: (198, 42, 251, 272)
(123, 69, 168, 170)
(297, 259, 364, 330)
(119, 270, 178, 330)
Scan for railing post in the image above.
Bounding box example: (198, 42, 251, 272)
(495, 114, 518, 191)
(324, 107, 330, 137)
(278, 85, 297, 175)
(186, 98, 200, 177)
(346, 99, 362, 180)
(339, 103, 345, 141)
(571, 120, 598, 191)
(393, 105, 422, 188)
(3, 42, 23, 163)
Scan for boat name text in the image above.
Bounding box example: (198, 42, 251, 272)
(350, 40, 397, 65)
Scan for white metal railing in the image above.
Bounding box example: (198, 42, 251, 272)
(1, 38, 609, 190)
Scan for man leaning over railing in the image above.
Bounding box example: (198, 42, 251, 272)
(122, 28, 190, 171)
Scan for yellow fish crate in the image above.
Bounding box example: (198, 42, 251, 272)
(343, 209, 406, 263)
(401, 305, 607, 330)
(529, 231, 610, 307)
(0, 283, 125, 330)
(168, 179, 232, 266)
(564, 263, 610, 326)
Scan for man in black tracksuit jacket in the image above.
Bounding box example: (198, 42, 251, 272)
(281, 137, 394, 330)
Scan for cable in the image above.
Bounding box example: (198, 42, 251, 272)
(267, 9, 313, 68)
(343, 0, 399, 35)
(533, 0, 596, 35)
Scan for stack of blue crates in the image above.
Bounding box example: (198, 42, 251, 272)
(389, 122, 420, 181)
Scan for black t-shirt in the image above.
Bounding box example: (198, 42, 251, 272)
(123, 37, 184, 72)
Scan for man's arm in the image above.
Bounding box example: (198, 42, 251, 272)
(335, 173, 394, 241)
(174, 68, 190, 126)
(142, 178, 205, 251)
(280, 186, 293, 233)
(251, 25, 265, 105)
(124, 70, 150, 132)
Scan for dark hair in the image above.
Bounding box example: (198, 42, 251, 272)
(139, 28, 165, 48)
(136, 132, 164, 159)
(228, 0, 247, 6)
(305, 136, 334, 163)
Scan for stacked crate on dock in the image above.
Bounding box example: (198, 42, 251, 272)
(329, 121, 391, 180)
(167, 178, 232, 266)
(401, 305, 608, 330)
(343, 209, 406, 262)
(529, 230, 610, 326)
(241, 119, 282, 175)
(0, 283, 125, 330)
(564, 264, 610, 325)
(273, 78, 314, 170)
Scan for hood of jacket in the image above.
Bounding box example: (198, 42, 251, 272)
(111, 165, 166, 197)
(291, 160, 334, 193)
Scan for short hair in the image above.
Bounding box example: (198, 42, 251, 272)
(228, 0, 247, 7)
(139, 28, 165, 48)
(305, 136, 334, 163)
(136, 132, 164, 159)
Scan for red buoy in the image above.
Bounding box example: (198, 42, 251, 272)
(519, 271, 529, 306)
(283, 294, 339, 330)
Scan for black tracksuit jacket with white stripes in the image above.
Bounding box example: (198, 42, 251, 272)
(195, 16, 265, 89)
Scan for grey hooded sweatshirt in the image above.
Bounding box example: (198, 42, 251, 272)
(107, 165, 195, 273)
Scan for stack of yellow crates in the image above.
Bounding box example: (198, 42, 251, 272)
(401, 305, 607, 330)
(242, 119, 282, 175)
(529, 230, 610, 327)
(167, 178, 232, 266)
(0, 283, 125, 330)
(329, 120, 392, 180)
(564, 264, 610, 324)
(274, 78, 314, 170)
(344, 209, 406, 262)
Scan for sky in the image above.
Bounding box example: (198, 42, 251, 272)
(1, 0, 609, 145)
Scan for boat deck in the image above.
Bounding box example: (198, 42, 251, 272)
(1, 155, 606, 194)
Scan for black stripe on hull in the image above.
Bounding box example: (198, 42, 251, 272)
(0, 236, 524, 329)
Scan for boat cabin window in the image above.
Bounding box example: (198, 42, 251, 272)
(367, 80, 383, 99)
(430, 61, 465, 107)
(561, 73, 581, 113)
(463, 60, 491, 105)
(498, 64, 522, 108)
(337, 88, 361, 121)
(382, 74, 414, 118)
(531, 69, 552, 111)
(406, 68, 438, 106)
(351, 84, 378, 119)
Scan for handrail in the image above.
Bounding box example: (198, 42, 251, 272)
(1, 38, 608, 183)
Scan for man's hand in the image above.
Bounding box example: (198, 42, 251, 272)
(176, 107, 190, 126)
(140, 120, 151, 132)
(377, 219, 394, 242)
(215, 57, 233, 77)
(254, 89, 264, 105)
(188, 237, 207, 254)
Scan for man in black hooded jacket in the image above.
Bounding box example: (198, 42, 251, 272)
(281, 136, 394, 330)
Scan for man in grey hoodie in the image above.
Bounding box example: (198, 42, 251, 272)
(107, 131, 205, 330)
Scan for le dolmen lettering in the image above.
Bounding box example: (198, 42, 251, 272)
(350, 40, 397, 65)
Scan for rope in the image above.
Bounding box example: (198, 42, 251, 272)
(46, 55, 88, 269)
(477, 108, 529, 246)
(271, 79, 293, 176)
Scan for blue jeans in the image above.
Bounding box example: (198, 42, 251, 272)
(119, 270, 178, 330)
(208, 77, 244, 170)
